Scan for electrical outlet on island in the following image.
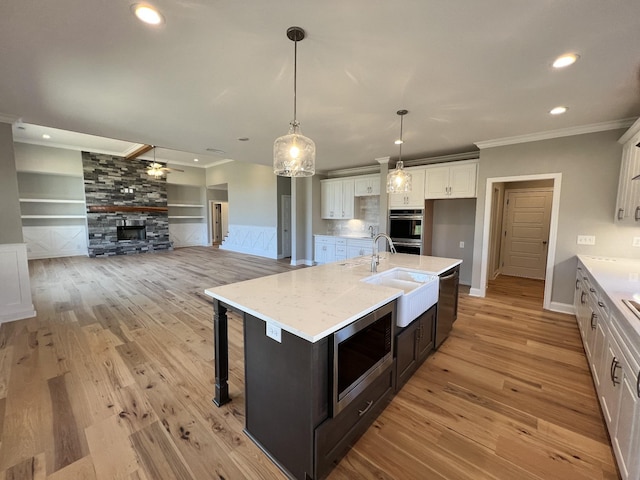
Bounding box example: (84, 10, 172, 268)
(632, 237, 640, 247)
(577, 235, 596, 245)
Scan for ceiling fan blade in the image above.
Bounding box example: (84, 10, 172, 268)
(125, 144, 154, 160)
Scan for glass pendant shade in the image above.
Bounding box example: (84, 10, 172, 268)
(386, 161, 412, 193)
(274, 121, 316, 177)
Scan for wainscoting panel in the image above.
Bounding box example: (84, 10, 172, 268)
(0, 243, 36, 323)
(219, 225, 277, 259)
(169, 223, 208, 248)
(23, 225, 88, 259)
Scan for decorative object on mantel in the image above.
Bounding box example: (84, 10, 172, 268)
(273, 26, 316, 177)
(386, 109, 412, 193)
(87, 205, 168, 213)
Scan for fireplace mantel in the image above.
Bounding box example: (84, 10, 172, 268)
(87, 205, 168, 213)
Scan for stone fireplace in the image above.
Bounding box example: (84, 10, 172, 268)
(82, 152, 172, 257)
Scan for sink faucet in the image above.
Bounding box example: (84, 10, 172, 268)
(371, 233, 397, 272)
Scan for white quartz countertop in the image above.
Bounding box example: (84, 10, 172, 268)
(577, 255, 640, 354)
(205, 253, 461, 343)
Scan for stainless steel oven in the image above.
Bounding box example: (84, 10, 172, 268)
(332, 301, 394, 416)
(389, 209, 423, 255)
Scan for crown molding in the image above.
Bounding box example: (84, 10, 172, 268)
(0, 113, 20, 125)
(618, 117, 640, 144)
(475, 118, 636, 150)
(403, 151, 479, 167)
(204, 158, 235, 168)
(327, 164, 381, 178)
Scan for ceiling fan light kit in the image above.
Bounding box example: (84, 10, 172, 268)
(386, 109, 412, 193)
(273, 26, 316, 177)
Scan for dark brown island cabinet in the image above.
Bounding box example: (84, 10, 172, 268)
(210, 264, 460, 480)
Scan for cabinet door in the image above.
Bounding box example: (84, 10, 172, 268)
(449, 163, 477, 198)
(388, 192, 408, 208)
(406, 169, 425, 207)
(416, 306, 436, 361)
(314, 238, 336, 264)
(612, 354, 640, 480)
(600, 331, 623, 430)
(395, 322, 419, 390)
(354, 175, 380, 196)
(320, 181, 334, 219)
(615, 140, 640, 223)
(424, 166, 450, 199)
(591, 318, 607, 390)
(341, 179, 355, 219)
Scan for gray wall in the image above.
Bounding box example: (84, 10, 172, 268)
(432, 198, 476, 285)
(472, 128, 640, 306)
(206, 161, 277, 227)
(0, 123, 23, 244)
(167, 163, 206, 186)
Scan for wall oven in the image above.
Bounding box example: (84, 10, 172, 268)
(332, 301, 394, 416)
(389, 209, 423, 255)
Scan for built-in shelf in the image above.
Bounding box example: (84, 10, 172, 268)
(20, 198, 85, 204)
(21, 215, 87, 219)
(168, 215, 205, 219)
(167, 203, 205, 208)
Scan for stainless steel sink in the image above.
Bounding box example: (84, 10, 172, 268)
(362, 268, 439, 327)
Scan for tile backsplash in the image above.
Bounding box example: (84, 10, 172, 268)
(327, 196, 380, 237)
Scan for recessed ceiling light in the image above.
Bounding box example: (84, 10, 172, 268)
(193, 158, 199, 162)
(394, 139, 403, 145)
(549, 106, 568, 115)
(42, 134, 51, 139)
(552, 53, 579, 69)
(132, 4, 164, 25)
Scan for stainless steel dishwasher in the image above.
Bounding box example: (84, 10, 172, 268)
(435, 265, 459, 348)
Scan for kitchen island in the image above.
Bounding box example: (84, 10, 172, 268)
(205, 253, 461, 480)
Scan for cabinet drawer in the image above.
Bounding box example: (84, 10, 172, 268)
(315, 365, 394, 479)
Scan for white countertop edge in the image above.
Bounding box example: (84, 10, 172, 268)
(204, 289, 403, 343)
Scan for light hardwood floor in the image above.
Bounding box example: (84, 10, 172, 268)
(0, 248, 618, 479)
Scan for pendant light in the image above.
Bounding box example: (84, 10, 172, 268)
(273, 26, 316, 177)
(386, 109, 412, 193)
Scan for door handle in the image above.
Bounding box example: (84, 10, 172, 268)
(610, 357, 621, 386)
(635, 206, 640, 221)
(636, 370, 640, 399)
(618, 208, 624, 220)
(590, 312, 597, 330)
(358, 400, 374, 417)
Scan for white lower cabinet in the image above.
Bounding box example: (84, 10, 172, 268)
(574, 260, 640, 480)
(314, 236, 374, 265)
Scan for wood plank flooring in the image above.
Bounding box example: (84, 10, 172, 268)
(0, 248, 618, 479)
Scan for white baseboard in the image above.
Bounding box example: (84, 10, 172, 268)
(0, 243, 36, 323)
(548, 302, 575, 315)
(290, 258, 313, 266)
(469, 287, 483, 297)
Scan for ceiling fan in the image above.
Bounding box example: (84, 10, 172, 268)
(128, 144, 184, 178)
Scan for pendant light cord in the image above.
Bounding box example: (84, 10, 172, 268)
(398, 114, 403, 162)
(293, 37, 298, 124)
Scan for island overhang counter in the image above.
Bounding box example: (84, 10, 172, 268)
(204, 253, 461, 480)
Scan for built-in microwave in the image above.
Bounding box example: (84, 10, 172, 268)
(332, 302, 394, 416)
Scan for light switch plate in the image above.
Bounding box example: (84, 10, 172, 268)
(577, 235, 596, 245)
(266, 322, 282, 343)
(633, 237, 640, 247)
(459, 241, 465, 248)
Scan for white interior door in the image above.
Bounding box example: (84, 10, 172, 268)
(500, 188, 553, 279)
(281, 195, 291, 258)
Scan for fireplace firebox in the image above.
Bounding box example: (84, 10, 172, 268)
(116, 219, 146, 241)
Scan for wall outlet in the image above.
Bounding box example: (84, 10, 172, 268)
(459, 241, 465, 248)
(633, 237, 640, 247)
(266, 322, 282, 343)
(577, 235, 596, 245)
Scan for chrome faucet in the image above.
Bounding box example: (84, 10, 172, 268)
(371, 233, 397, 272)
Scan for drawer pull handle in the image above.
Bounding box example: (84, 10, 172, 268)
(590, 313, 597, 330)
(358, 400, 374, 417)
(618, 208, 624, 220)
(598, 301, 605, 308)
(575, 279, 580, 290)
(610, 357, 621, 386)
(636, 206, 640, 221)
(637, 371, 640, 399)
(580, 292, 586, 305)
(589, 288, 596, 293)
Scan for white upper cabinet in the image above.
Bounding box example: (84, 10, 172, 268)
(321, 178, 355, 219)
(615, 118, 640, 223)
(388, 167, 425, 209)
(424, 161, 478, 199)
(354, 174, 380, 196)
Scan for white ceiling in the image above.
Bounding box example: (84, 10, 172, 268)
(1, 1, 640, 173)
